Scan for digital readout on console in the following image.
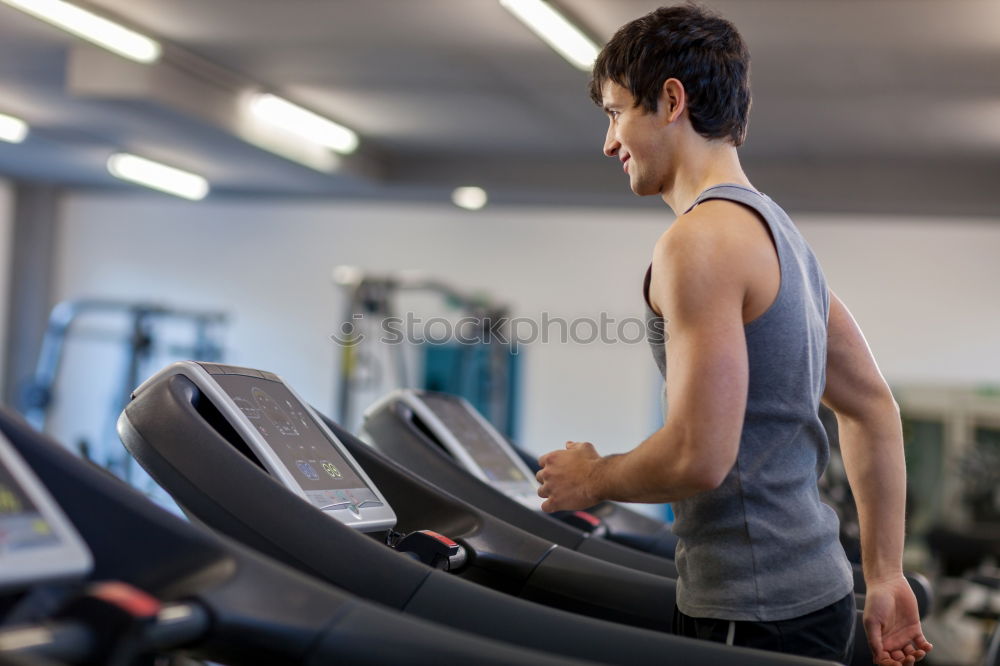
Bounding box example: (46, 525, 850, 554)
(0, 463, 58, 553)
(420, 394, 527, 484)
(212, 374, 382, 513)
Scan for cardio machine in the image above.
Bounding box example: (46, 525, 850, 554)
(117, 360, 837, 665)
(363, 389, 679, 559)
(0, 406, 614, 666)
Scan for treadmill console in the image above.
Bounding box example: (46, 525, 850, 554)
(135, 362, 396, 533)
(0, 432, 92, 591)
(369, 390, 544, 512)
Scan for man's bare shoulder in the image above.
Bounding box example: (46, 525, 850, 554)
(647, 200, 768, 317)
(653, 199, 764, 270)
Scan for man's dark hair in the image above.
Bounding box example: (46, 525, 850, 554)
(589, 4, 751, 147)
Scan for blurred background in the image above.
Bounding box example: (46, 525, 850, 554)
(0, 2, 999, 662)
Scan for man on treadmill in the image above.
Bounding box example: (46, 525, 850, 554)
(535, 6, 932, 665)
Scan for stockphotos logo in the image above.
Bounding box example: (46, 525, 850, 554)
(330, 312, 665, 352)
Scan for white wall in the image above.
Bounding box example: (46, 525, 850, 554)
(49, 194, 667, 463)
(47, 193, 1000, 471)
(798, 217, 1000, 385)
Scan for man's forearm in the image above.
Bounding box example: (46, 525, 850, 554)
(836, 397, 907, 582)
(593, 427, 720, 504)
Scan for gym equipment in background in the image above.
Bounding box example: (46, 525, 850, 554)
(333, 267, 517, 436)
(16, 299, 226, 508)
(19, 299, 227, 456)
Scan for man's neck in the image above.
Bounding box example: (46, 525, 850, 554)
(661, 140, 752, 215)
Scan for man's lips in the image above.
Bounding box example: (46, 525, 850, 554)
(622, 156, 630, 174)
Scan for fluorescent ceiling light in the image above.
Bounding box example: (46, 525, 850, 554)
(499, 0, 599, 71)
(452, 186, 488, 211)
(107, 153, 209, 201)
(249, 93, 359, 155)
(0, 112, 29, 143)
(0, 0, 161, 63)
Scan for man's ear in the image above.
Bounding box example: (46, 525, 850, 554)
(660, 78, 686, 123)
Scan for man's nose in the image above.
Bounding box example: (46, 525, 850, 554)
(603, 126, 619, 158)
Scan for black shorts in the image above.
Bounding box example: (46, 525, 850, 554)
(672, 592, 856, 664)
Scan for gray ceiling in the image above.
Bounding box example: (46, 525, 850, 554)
(1, 0, 999, 216)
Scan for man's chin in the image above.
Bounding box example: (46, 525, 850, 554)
(630, 183, 659, 197)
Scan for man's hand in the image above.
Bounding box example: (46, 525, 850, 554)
(536, 441, 603, 512)
(863, 576, 933, 666)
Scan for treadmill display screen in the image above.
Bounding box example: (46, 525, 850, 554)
(213, 374, 382, 512)
(0, 459, 59, 554)
(420, 394, 528, 484)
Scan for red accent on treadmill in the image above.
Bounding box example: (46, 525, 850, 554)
(89, 582, 162, 618)
(572, 511, 602, 527)
(419, 530, 458, 548)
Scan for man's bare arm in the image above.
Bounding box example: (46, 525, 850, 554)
(537, 209, 750, 509)
(823, 291, 906, 582)
(822, 290, 931, 665)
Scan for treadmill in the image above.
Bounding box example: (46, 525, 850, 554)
(118, 361, 839, 665)
(0, 431, 92, 594)
(364, 388, 678, 557)
(361, 389, 678, 578)
(362, 389, 933, 617)
(0, 406, 595, 666)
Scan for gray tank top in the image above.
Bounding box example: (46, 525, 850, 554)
(644, 184, 854, 621)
